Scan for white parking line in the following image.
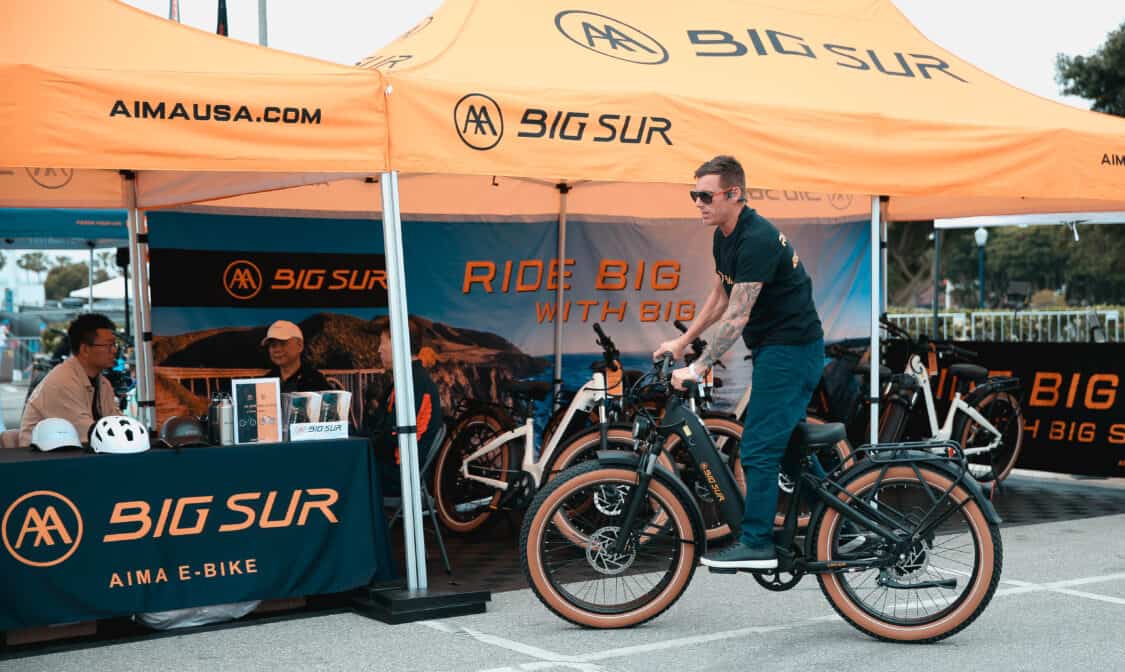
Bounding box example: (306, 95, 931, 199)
(445, 571, 1125, 672)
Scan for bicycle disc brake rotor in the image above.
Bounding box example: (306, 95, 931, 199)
(593, 484, 628, 516)
(890, 537, 932, 581)
(586, 527, 637, 576)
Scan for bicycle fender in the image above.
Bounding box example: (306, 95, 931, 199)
(595, 450, 709, 551)
(964, 377, 1022, 406)
(835, 452, 1002, 525)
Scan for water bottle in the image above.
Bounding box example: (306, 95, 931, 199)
(207, 392, 222, 445)
(219, 393, 234, 445)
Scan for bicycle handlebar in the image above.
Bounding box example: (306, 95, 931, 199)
(592, 323, 620, 371)
(672, 319, 725, 369)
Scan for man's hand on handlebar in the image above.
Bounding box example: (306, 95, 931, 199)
(653, 337, 687, 361)
(669, 362, 701, 391)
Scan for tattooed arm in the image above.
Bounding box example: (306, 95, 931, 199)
(654, 275, 727, 360)
(697, 281, 762, 370)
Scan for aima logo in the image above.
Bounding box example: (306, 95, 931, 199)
(828, 193, 854, 211)
(554, 10, 668, 65)
(26, 167, 74, 189)
(223, 259, 263, 300)
(3, 491, 84, 567)
(454, 93, 504, 151)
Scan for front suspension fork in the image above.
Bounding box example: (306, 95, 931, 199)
(610, 449, 660, 554)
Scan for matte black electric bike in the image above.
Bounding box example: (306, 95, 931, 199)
(520, 355, 1003, 642)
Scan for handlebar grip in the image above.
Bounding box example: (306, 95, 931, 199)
(592, 322, 607, 340)
(659, 352, 674, 380)
(674, 320, 688, 333)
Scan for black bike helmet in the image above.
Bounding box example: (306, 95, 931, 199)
(159, 416, 209, 448)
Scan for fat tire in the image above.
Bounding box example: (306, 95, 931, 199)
(433, 407, 513, 534)
(813, 463, 1003, 643)
(520, 461, 700, 629)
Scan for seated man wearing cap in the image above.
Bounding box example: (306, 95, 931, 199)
(261, 320, 330, 393)
(20, 313, 120, 446)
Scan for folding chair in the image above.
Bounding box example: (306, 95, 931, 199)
(386, 424, 451, 574)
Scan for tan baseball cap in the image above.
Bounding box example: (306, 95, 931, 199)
(260, 320, 303, 346)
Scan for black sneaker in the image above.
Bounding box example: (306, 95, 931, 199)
(701, 541, 777, 569)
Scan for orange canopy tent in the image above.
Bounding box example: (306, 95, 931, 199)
(0, 0, 387, 209)
(360, 0, 1125, 217)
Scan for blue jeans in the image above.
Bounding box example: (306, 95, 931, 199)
(738, 339, 824, 547)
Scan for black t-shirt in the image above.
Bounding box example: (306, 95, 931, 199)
(712, 206, 823, 349)
(266, 361, 331, 394)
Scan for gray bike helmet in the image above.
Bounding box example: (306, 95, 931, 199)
(160, 416, 209, 448)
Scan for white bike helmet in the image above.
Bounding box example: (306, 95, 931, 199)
(30, 418, 82, 452)
(91, 416, 150, 454)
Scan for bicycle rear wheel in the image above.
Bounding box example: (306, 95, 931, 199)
(521, 461, 701, 629)
(433, 409, 512, 534)
(955, 392, 1023, 482)
(813, 463, 1002, 643)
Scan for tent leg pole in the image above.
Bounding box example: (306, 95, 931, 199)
(87, 245, 94, 312)
(869, 196, 881, 446)
(123, 173, 152, 429)
(553, 183, 570, 409)
(880, 201, 888, 315)
(380, 171, 426, 592)
(932, 228, 941, 339)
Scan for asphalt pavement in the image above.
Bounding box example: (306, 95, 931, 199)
(6, 509, 1123, 672)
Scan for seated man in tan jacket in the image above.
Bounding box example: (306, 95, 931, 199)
(20, 313, 120, 447)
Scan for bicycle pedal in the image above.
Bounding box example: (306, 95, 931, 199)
(707, 567, 739, 575)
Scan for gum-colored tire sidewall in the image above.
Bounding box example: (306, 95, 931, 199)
(525, 467, 698, 629)
(816, 466, 997, 642)
(434, 413, 509, 534)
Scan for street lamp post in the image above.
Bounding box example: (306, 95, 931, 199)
(974, 227, 989, 308)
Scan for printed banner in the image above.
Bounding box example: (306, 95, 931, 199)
(149, 249, 388, 308)
(148, 209, 870, 427)
(0, 439, 392, 630)
(887, 342, 1125, 477)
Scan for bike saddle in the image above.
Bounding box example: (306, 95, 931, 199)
(949, 363, 989, 382)
(854, 363, 892, 379)
(503, 380, 551, 400)
(792, 421, 846, 450)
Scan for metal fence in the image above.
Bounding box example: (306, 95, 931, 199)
(156, 366, 382, 426)
(886, 309, 1122, 342)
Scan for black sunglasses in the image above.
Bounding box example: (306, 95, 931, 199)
(689, 188, 734, 205)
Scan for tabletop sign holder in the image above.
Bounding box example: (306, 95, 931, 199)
(231, 377, 282, 444)
(289, 421, 348, 441)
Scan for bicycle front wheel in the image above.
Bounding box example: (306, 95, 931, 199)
(521, 461, 701, 629)
(813, 463, 1002, 643)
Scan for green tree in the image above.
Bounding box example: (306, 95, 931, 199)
(16, 252, 49, 281)
(96, 251, 116, 276)
(44, 262, 109, 301)
(886, 220, 935, 306)
(1056, 21, 1125, 116)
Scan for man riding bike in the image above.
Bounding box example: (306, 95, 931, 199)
(654, 155, 824, 570)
